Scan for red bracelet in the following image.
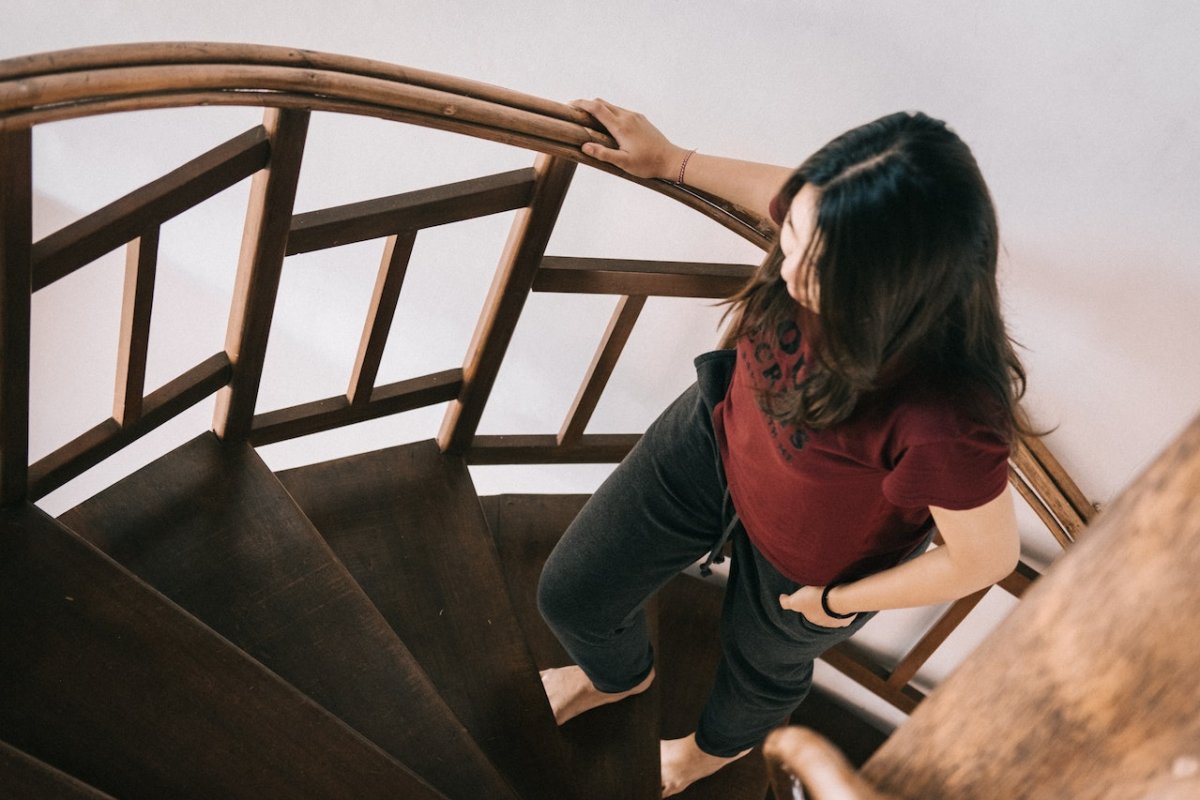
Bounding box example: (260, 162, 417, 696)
(677, 148, 697, 184)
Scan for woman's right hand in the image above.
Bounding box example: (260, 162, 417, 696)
(572, 98, 691, 182)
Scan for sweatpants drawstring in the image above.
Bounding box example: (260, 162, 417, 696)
(700, 484, 739, 577)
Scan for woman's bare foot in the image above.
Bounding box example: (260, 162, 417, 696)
(661, 733, 752, 797)
(539, 665, 655, 726)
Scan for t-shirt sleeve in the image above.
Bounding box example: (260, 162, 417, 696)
(882, 433, 1011, 510)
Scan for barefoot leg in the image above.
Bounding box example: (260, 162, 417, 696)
(540, 665, 655, 726)
(661, 733, 752, 797)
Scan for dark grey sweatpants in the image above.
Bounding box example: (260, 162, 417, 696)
(537, 350, 876, 757)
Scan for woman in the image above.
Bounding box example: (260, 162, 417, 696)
(538, 99, 1026, 796)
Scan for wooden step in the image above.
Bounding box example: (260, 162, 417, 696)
(0, 739, 116, 799)
(0, 503, 443, 799)
(482, 493, 662, 800)
(483, 494, 893, 799)
(276, 440, 572, 800)
(656, 576, 769, 799)
(59, 432, 512, 800)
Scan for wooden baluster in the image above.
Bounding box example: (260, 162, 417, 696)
(347, 231, 416, 406)
(860, 412, 1200, 799)
(884, 588, 989, 691)
(558, 294, 646, 446)
(0, 127, 32, 507)
(438, 153, 575, 454)
(213, 107, 309, 441)
(113, 226, 159, 426)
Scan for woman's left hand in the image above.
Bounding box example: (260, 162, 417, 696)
(779, 586, 856, 628)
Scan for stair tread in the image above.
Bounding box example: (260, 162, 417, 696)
(0, 502, 442, 800)
(59, 432, 510, 800)
(483, 494, 662, 800)
(277, 440, 570, 800)
(0, 739, 117, 799)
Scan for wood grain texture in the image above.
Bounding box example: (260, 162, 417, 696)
(534, 256, 754, 298)
(438, 154, 576, 454)
(29, 352, 232, 500)
(213, 108, 308, 441)
(0, 127, 30, 506)
(558, 294, 646, 445)
(31, 125, 269, 290)
(287, 169, 535, 255)
(112, 227, 159, 425)
(348, 232, 417, 405)
(0, 503, 444, 800)
(0, 740, 116, 800)
(482, 493, 662, 800)
(248, 367, 462, 445)
(277, 441, 570, 800)
(58, 432, 505, 800)
(465, 433, 641, 464)
(863, 412, 1200, 799)
(1012, 437, 1088, 540)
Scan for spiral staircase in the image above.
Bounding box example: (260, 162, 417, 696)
(0, 44, 1110, 799)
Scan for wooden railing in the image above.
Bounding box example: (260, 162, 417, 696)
(0, 42, 1093, 727)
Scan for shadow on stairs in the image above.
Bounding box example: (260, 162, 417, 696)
(2, 433, 890, 799)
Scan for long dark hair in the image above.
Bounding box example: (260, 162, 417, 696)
(725, 111, 1031, 440)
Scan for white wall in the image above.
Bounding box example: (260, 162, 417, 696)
(5, 0, 1198, 729)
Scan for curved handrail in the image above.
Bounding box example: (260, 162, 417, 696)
(0, 42, 774, 248)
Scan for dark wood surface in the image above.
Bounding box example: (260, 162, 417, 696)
(59, 432, 509, 800)
(534, 256, 754, 299)
(28, 352, 232, 500)
(438, 154, 577, 454)
(0, 502, 443, 800)
(113, 226, 159, 425)
(483, 493, 662, 800)
(465, 432, 641, 465)
(286, 168, 536, 255)
(348, 231, 417, 404)
(277, 440, 570, 800)
(484, 493, 895, 799)
(0, 127, 30, 507)
(248, 367, 462, 445)
(863, 413, 1200, 799)
(31, 125, 269, 291)
(559, 294, 647, 445)
(212, 107, 309, 441)
(0, 739, 116, 799)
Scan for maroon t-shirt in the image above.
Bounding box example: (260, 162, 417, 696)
(713, 320, 1010, 585)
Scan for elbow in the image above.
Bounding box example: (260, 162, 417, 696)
(984, 533, 1021, 586)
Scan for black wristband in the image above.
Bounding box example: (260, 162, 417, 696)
(820, 583, 857, 620)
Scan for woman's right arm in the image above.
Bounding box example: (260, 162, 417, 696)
(572, 98, 793, 228)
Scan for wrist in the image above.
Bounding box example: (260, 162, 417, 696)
(660, 144, 692, 182)
(821, 583, 858, 620)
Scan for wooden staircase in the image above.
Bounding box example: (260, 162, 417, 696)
(2, 43, 1096, 798)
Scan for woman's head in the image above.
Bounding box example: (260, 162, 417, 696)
(729, 111, 1029, 437)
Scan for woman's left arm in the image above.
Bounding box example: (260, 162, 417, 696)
(779, 489, 1021, 626)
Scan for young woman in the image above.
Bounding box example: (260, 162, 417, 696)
(538, 98, 1026, 797)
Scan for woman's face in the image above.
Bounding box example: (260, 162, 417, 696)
(779, 183, 821, 312)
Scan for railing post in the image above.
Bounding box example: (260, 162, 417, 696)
(0, 127, 32, 506)
(438, 153, 575, 454)
(113, 226, 160, 426)
(858, 412, 1200, 798)
(213, 107, 309, 442)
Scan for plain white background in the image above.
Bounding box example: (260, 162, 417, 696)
(5, 0, 1198, 728)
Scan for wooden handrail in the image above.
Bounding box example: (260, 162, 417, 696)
(0, 44, 774, 249)
(1, 43, 1096, 730)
